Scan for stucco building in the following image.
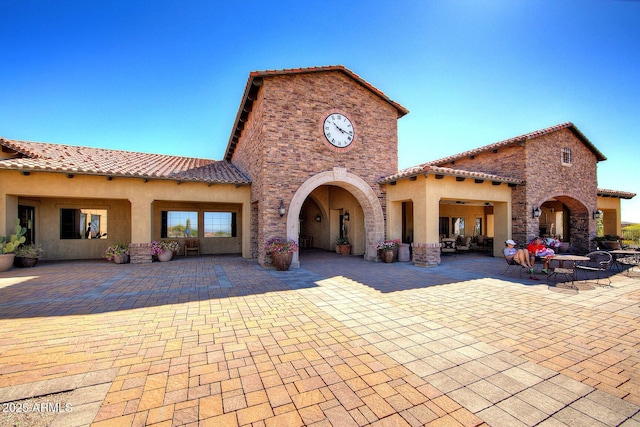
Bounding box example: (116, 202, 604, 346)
(0, 66, 635, 267)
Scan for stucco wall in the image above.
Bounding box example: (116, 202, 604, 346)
(597, 195, 622, 237)
(0, 170, 251, 260)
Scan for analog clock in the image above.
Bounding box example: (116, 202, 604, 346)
(323, 113, 354, 148)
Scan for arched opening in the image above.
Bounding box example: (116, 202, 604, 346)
(535, 196, 591, 252)
(286, 168, 385, 268)
(298, 188, 365, 255)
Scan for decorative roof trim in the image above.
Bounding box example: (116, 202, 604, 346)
(223, 65, 409, 161)
(428, 122, 607, 166)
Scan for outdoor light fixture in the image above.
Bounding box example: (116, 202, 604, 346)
(344, 211, 350, 221)
(532, 207, 541, 218)
(315, 215, 321, 222)
(593, 210, 603, 219)
(278, 200, 286, 217)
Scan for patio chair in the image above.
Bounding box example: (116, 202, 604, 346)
(576, 251, 612, 287)
(546, 258, 577, 287)
(502, 257, 529, 278)
(184, 239, 200, 256)
(441, 238, 456, 254)
(456, 236, 473, 252)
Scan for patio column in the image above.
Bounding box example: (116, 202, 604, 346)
(128, 197, 154, 263)
(1, 195, 18, 237)
(129, 197, 153, 243)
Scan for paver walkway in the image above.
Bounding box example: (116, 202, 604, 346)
(0, 251, 639, 426)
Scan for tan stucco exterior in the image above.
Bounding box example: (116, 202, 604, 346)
(597, 195, 623, 237)
(1, 170, 251, 260)
(385, 174, 513, 259)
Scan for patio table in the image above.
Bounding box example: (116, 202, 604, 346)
(546, 254, 590, 287)
(609, 249, 640, 275)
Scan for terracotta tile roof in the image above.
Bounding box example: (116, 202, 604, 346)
(428, 122, 607, 166)
(378, 164, 524, 185)
(597, 188, 636, 199)
(224, 65, 409, 161)
(0, 138, 251, 184)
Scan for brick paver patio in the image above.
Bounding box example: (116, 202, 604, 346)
(0, 251, 639, 426)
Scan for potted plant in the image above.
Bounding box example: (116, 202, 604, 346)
(336, 237, 351, 256)
(0, 219, 27, 272)
(265, 237, 298, 271)
(14, 244, 44, 268)
(152, 240, 180, 262)
(376, 240, 399, 263)
(104, 242, 130, 264)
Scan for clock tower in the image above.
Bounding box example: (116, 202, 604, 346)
(224, 66, 408, 267)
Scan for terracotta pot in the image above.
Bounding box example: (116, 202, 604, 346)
(0, 254, 15, 272)
(157, 250, 174, 262)
(271, 251, 293, 271)
(14, 256, 38, 268)
(338, 244, 351, 256)
(112, 254, 129, 264)
(383, 249, 394, 263)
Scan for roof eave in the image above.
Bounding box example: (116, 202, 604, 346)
(0, 164, 251, 185)
(378, 166, 524, 186)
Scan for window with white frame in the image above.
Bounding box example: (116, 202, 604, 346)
(561, 147, 572, 165)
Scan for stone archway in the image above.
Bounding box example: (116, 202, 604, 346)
(532, 195, 593, 252)
(286, 167, 385, 268)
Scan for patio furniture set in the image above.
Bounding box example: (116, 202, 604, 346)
(504, 247, 640, 288)
(441, 235, 493, 254)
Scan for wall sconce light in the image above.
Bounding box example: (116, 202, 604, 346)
(344, 211, 350, 221)
(532, 207, 541, 218)
(315, 215, 321, 222)
(593, 210, 603, 219)
(278, 200, 286, 217)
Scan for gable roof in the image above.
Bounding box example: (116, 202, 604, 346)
(0, 138, 251, 184)
(428, 122, 607, 166)
(224, 65, 409, 161)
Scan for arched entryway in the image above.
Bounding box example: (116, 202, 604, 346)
(286, 168, 385, 268)
(533, 195, 592, 252)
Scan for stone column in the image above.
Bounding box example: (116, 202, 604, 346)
(129, 197, 154, 264)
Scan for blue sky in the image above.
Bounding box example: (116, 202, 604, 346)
(2, 1, 639, 222)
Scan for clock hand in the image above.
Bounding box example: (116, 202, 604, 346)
(333, 122, 353, 135)
(333, 123, 346, 134)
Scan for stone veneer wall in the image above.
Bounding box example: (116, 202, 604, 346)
(231, 71, 400, 266)
(412, 243, 441, 267)
(129, 243, 152, 264)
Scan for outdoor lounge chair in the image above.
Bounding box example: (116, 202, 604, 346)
(502, 257, 529, 278)
(576, 251, 612, 286)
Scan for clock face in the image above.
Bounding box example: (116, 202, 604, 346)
(323, 113, 354, 148)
